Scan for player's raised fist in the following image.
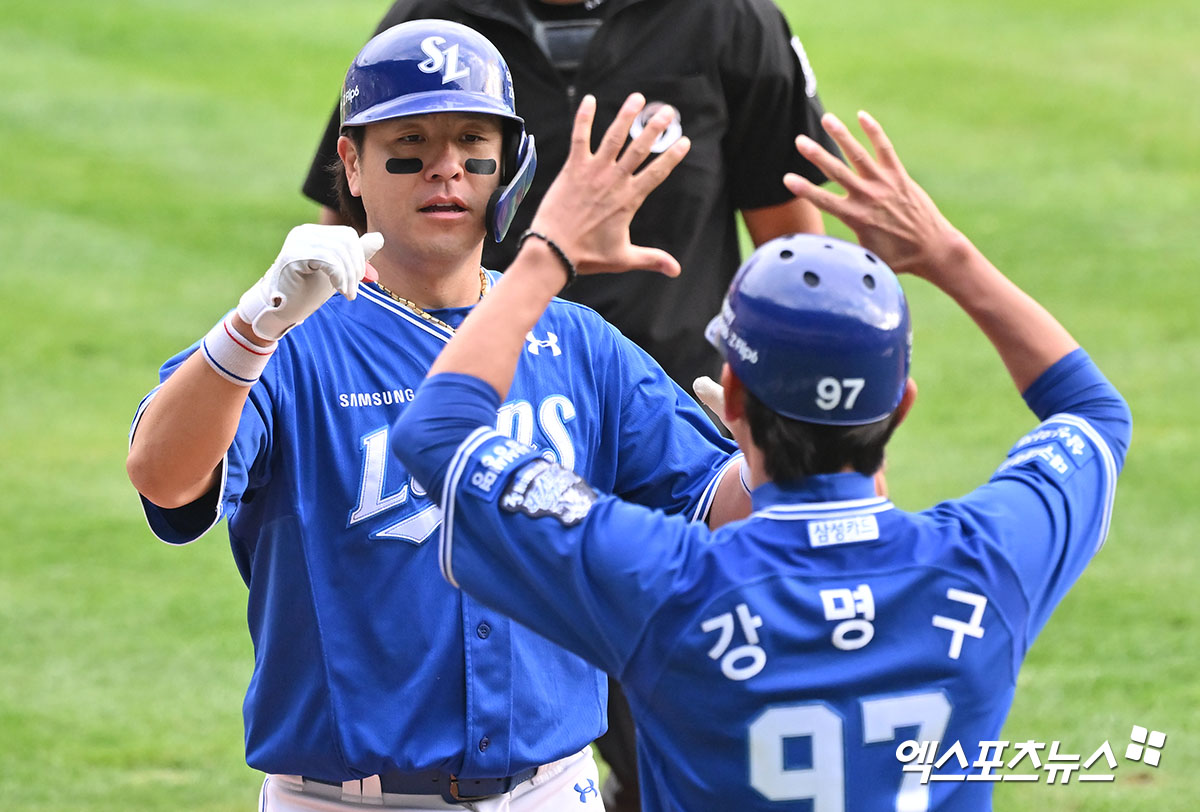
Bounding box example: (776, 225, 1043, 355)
(238, 225, 384, 341)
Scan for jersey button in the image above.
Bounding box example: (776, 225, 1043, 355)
(476, 623, 491, 639)
(479, 736, 490, 752)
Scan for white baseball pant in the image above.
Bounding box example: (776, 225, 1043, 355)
(259, 747, 604, 812)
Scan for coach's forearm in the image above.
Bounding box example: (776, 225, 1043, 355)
(126, 352, 248, 508)
(393, 374, 504, 499)
(428, 239, 567, 397)
(925, 233, 1080, 394)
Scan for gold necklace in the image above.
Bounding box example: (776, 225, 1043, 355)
(375, 269, 488, 333)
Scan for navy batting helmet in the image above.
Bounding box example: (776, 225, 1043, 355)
(705, 234, 912, 425)
(341, 20, 536, 242)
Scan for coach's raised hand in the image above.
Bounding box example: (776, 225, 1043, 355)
(783, 111, 965, 283)
(237, 224, 384, 342)
(786, 110, 1078, 394)
(529, 92, 691, 279)
(426, 93, 690, 396)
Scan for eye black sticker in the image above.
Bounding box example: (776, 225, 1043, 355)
(386, 158, 423, 174)
(465, 158, 497, 175)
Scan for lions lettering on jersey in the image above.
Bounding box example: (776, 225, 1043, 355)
(349, 426, 443, 544)
(350, 390, 580, 543)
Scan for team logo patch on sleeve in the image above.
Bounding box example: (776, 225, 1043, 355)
(464, 436, 539, 501)
(500, 459, 597, 526)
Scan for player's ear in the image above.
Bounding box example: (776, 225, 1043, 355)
(893, 378, 918, 428)
(720, 364, 745, 424)
(338, 134, 364, 198)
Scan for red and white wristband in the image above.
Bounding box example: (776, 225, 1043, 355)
(201, 315, 276, 386)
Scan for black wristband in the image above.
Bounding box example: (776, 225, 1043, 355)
(517, 230, 577, 290)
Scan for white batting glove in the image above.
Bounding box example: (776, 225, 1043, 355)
(692, 375, 728, 426)
(237, 225, 384, 341)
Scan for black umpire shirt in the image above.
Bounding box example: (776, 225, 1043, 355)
(303, 0, 841, 387)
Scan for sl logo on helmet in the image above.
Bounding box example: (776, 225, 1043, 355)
(418, 36, 471, 84)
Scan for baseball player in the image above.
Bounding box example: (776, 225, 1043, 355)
(389, 109, 1132, 811)
(125, 20, 748, 811)
(303, 6, 844, 807)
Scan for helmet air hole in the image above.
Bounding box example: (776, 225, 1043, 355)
(863, 275, 876, 290)
(803, 271, 820, 287)
(780, 249, 794, 260)
(864, 253, 879, 264)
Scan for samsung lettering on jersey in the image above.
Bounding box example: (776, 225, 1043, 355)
(338, 389, 417, 408)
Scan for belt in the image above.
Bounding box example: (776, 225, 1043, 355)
(303, 767, 539, 803)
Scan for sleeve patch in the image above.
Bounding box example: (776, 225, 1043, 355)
(998, 422, 1095, 480)
(463, 436, 539, 501)
(500, 459, 598, 526)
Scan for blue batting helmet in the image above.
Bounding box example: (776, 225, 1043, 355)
(340, 20, 536, 242)
(705, 234, 912, 425)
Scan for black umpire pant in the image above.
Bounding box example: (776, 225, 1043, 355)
(595, 677, 640, 812)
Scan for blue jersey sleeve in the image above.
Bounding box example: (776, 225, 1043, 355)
(130, 340, 277, 545)
(932, 349, 1131, 642)
(392, 373, 504, 497)
(600, 323, 739, 521)
(1022, 348, 1132, 462)
(436, 426, 707, 679)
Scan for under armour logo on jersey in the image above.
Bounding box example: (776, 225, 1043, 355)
(574, 778, 599, 802)
(418, 36, 471, 84)
(525, 331, 562, 356)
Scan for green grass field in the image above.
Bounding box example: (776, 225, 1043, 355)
(1, 1, 1196, 809)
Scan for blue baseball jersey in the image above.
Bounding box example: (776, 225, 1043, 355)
(401, 350, 1131, 811)
(130, 274, 737, 781)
